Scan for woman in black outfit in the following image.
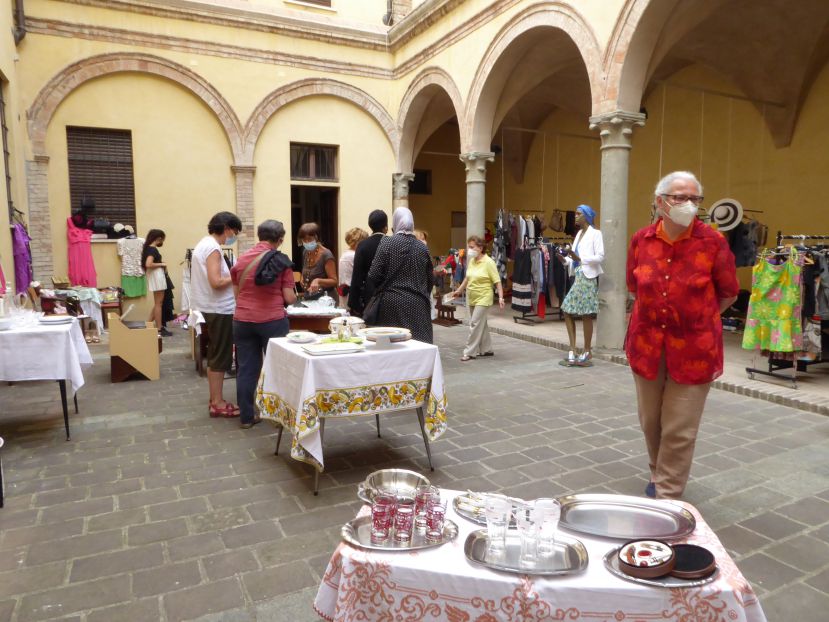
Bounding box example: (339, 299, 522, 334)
(142, 229, 172, 336)
(367, 207, 434, 343)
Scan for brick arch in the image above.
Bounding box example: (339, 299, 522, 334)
(397, 67, 465, 172)
(465, 2, 603, 152)
(27, 52, 244, 162)
(244, 78, 398, 162)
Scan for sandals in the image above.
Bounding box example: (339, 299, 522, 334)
(209, 402, 240, 418)
(460, 355, 475, 362)
(240, 417, 262, 430)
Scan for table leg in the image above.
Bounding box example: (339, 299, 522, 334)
(73, 393, 79, 414)
(416, 406, 434, 471)
(57, 380, 71, 441)
(375, 413, 381, 438)
(314, 418, 326, 496)
(0, 450, 4, 508)
(274, 425, 284, 456)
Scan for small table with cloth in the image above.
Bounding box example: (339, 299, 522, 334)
(0, 317, 93, 440)
(256, 338, 447, 494)
(314, 490, 767, 622)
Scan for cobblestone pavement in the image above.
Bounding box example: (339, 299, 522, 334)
(0, 325, 827, 621)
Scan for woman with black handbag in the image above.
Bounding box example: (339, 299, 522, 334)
(366, 207, 434, 343)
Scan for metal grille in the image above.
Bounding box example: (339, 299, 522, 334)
(67, 126, 136, 227)
(0, 82, 14, 222)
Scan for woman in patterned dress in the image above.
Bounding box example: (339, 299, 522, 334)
(559, 205, 604, 366)
(367, 208, 434, 343)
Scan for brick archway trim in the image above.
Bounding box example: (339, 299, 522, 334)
(243, 78, 398, 162)
(27, 52, 244, 162)
(397, 67, 464, 172)
(464, 2, 603, 152)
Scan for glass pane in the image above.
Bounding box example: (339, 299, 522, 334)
(290, 145, 311, 178)
(313, 147, 336, 180)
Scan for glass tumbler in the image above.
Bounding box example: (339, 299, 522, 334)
(515, 503, 539, 568)
(371, 493, 396, 542)
(425, 499, 447, 541)
(414, 486, 439, 531)
(534, 498, 561, 557)
(484, 494, 512, 555)
(393, 505, 415, 542)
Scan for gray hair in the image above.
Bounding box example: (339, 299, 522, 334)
(257, 219, 286, 243)
(654, 171, 703, 197)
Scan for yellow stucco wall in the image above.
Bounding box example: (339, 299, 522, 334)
(44, 73, 235, 316)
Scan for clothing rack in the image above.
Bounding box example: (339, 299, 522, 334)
(513, 240, 571, 325)
(745, 239, 829, 388)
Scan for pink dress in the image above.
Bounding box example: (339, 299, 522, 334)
(67, 217, 97, 287)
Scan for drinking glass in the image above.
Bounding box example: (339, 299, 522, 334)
(534, 498, 561, 557)
(393, 505, 415, 542)
(414, 486, 439, 531)
(425, 499, 447, 541)
(484, 494, 512, 555)
(371, 493, 396, 542)
(514, 502, 539, 568)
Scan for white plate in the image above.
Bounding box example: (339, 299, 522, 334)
(286, 331, 317, 344)
(301, 342, 365, 356)
(39, 316, 74, 325)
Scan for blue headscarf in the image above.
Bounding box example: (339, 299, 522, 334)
(576, 204, 596, 226)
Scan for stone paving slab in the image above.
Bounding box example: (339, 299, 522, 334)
(0, 325, 826, 620)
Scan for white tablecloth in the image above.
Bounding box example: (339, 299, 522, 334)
(315, 490, 767, 622)
(0, 319, 93, 394)
(256, 338, 447, 471)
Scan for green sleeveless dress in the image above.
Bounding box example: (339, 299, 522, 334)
(741, 250, 803, 352)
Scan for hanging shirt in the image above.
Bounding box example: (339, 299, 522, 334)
(117, 238, 145, 276)
(12, 223, 33, 294)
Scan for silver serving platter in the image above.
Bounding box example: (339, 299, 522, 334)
(453, 495, 487, 525)
(603, 547, 718, 588)
(342, 515, 459, 551)
(464, 529, 589, 577)
(358, 469, 430, 504)
(557, 494, 695, 540)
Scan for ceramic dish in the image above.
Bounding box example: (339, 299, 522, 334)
(342, 515, 458, 551)
(359, 327, 412, 342)
(286, 331, 317, 344)
(603, 547, 719, 588)
(464, 529, 589, 577)
(617, 540, 675, 579)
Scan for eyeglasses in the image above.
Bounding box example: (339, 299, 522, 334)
(661, 194, 704, 206)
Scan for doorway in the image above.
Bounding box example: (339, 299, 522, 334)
(290, 186, 338, 269)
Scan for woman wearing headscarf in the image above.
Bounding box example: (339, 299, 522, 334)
(367, 207, 434, 343)
(558, 204, 604, 366)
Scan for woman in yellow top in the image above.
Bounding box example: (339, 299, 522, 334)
(451, 235, 505, 361)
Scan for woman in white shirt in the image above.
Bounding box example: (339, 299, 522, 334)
(558, 204, 604, 366)
(338, 227, 368, 307)
(190, 211, 242, 417)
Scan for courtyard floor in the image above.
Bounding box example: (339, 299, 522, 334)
(0, 325, 827, 621)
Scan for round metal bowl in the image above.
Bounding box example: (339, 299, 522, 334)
(359, 469, 430, 503)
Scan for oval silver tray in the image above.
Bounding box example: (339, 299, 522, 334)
(557, 494, 695, 540)
(464, 529, 589, 576)
(342, 515, 459, 551)
(453, 496, 486, 525)
(603, 547, 718, 588)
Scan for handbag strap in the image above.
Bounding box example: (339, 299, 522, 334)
(374, 237, 415, 297)
(238, 250, 269, 294)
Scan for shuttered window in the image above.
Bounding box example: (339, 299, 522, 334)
(66, 126, 136, 227)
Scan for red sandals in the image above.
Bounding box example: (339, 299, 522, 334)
(209, 402, 240, 418)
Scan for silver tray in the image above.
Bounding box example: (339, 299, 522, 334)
(342, 515, 459, 551)
(603, 547, 719, 588)
(557, 494, 695, 540)
(464, 529, 589, 576)
(453, 495, 486, 525)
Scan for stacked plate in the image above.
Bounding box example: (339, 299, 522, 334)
(359, 327, 412, 342)
(39, 315, 74, 326)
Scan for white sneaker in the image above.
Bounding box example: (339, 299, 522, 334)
(567, 350, 576, 365)
(577, 351, 592, 365)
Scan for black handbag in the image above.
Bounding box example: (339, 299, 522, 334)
(362, 239, 413, 325)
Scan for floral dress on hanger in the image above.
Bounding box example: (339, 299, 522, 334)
(742, 248, 804, 353)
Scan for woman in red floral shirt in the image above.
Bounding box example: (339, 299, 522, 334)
(626, 171, 738, 499)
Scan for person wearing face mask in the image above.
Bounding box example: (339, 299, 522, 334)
(451, 235, 504, 361)
(191, 211, 243, 418)
(558, 205, 604, 366)
(626, 171, 738, 500)
(141, 229, 170, 336)
(298, 222, 337, 300)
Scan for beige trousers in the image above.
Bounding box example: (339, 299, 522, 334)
(463, 304, 492, 357)
(632, 357, 711, 499)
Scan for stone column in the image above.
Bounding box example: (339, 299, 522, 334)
(392, 172, 414, 210)
(26, 154, 53, 283)
(232, 165, 256, 252)
(588, 110, 646, 351)
(459, 151, 494, 238)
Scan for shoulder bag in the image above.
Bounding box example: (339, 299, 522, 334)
(362, 238, 413, 325)
(238, 251, 269, 294)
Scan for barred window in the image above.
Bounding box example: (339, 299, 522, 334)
(66, 126, 136, 227)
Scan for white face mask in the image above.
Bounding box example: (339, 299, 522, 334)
(467, 248, 479, 259)
(663, 201, 697, 227)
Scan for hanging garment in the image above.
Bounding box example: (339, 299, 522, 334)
(0, 257, 5, 291)
(742, 250, 804, 353)
(509, 214, 518, 259)
(12, 222, 33, 294)
(117, 237, 146, 297)
(162, 273, 175, 325)
(816, 253, 829, 319)
(67, 217, 97, 287)
(511, 249, 533, 312)
(564, 211, 577, 237)
(530, 247, 544, 311)
(730, 221, 757, 268)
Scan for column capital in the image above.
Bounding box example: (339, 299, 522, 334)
(231, 165, 256, 176)
(392, 172, 415, 200)
(459, 151, 495, 183)
(588, 111, 646, 150)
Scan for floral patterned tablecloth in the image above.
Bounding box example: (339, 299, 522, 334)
(314, 491, 767, 622)
(256, 338, 447, 472)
